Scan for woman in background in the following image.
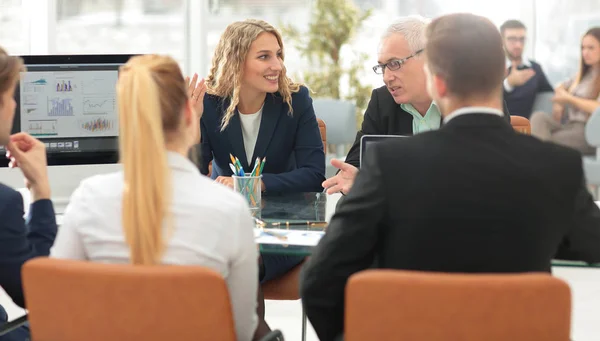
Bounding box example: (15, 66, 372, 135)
(531, 27, 600, 154)
(51, 55, 259, 341)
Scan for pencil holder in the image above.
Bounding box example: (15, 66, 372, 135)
(232, 175, 262, 218)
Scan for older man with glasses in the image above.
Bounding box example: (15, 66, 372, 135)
(323, 16, 511, 195)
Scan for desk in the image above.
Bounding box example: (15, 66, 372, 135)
(257, 192, 329, 256)
(256, 193, 600, 268)
(55, 194, 599, 267)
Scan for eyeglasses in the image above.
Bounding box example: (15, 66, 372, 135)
(372, 49, 424, 74)
(506, 36, 526, 43)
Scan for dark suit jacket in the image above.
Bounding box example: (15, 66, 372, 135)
(200, 86, 325, 193)
(345, 85, 512, 168)
(301, 112, 600, 341)
(504, 61, 554, 118)
(0, 184, 57, 308)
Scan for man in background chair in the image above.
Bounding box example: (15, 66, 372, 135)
(0, 48, 57, 341)
(502, 19, 554, 118)
(301, 13, 600, 341)
(323, 16, 511, 195)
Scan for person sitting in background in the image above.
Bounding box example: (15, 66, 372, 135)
(301, 13, 600, 341)
(50, 55, 259, 341)
(501, 19, 554, 118)
(199, 19, 325, 337)
(531, 27, 600, 155)
(323, 16, 512, 195)
(0, 47, 57, 341)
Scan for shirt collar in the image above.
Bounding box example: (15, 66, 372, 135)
(505, 57, 532, 68)
(443, 106, 504, 123)
(400, 101, 440, 118)
(167, 151, 199, 173)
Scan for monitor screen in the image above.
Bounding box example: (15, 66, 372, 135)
(0, 54, 134, 167)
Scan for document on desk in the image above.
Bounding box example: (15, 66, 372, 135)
(254, 228, 325, 246)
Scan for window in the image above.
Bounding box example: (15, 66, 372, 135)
(0, 0, 28, 54)
(53, 0, 186, 67)
(534, 0, 600, 84)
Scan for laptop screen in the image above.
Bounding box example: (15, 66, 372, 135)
(359, 135, 405, 168)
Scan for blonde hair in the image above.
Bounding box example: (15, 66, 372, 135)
(0, 47, 24, 106)
(117, 55, 188, 265)
(206, 19, 301, 130)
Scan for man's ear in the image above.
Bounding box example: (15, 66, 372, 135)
(433, 74, 448, 98)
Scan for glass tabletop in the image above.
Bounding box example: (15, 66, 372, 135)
(256, 193, 600, 268)
(256, 192, 330, 256)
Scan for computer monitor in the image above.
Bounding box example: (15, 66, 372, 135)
(0, 54, 134, 167)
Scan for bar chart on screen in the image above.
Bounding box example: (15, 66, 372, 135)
(79, 117, 117, 136)
(47, 97, 74, 117)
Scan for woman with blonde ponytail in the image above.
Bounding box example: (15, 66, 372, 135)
(52, 55, 259, 341)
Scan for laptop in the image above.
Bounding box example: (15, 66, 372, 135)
(359, 135, 405, 168)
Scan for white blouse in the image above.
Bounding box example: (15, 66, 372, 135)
(51, 152, 258, 341)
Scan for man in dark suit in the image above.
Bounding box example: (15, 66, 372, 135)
(0, 48, 57, 341)
(501, 20, 554, 118)
(301, 13, 600, 341)
(323, 16, 511, 195)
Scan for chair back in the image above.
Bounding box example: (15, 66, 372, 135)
(531, 91, 554, 116)
(585, 106, 600, 149)
(510, 116, 531, 134)
(345, 270, 571, 341)
(317, 118, 327, 153)
(22, 258, 236, 341)
(313, 98, 356, 155)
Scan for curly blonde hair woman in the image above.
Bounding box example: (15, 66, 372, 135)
(199, 19, 325, 338)
(52, 55, 260, 341)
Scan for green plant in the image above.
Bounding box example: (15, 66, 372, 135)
(281, 0, 373, 128)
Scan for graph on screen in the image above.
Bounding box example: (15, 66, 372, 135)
(83, 97, 115, 115)
(28, 120, 58, 136)
(80, 118, 116, 133)
(28, 78, 47, 85)
(23, 94, 39, 106)
(48, 98, 74, 116)
(82, 77, 116, 95)
(55, 80, 74, 92)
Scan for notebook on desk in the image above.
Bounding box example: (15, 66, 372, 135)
(359, 135, 405, 168)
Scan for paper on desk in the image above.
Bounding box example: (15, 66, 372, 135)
(254, 228, 325, 246)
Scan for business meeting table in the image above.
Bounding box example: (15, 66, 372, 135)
(255, 192, 600, 269)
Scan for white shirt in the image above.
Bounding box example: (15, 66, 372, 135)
(443, 106, 505, 123)
(239, 106, 263, 163)
(51, 152, 258, 341)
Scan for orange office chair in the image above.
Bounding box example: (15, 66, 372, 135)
(345, 270, 571, 341)
(21, 258, 282, 341)
(510, 116, 531, 134)
(317, 118, 327, 153)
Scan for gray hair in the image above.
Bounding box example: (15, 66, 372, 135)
(382, 15, 431, 53)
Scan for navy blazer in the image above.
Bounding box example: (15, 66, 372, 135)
(0, 184, 56, 308)
(200, 86, 326, 193)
